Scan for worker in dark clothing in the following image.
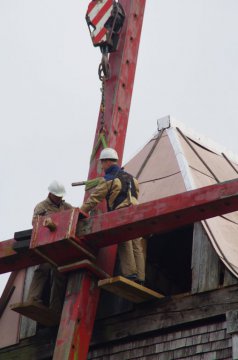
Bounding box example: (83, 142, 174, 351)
(81, 148, 146, 285)
(27, 180, 73, 317)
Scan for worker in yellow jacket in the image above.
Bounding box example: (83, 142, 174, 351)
(81, 148, 145, 285)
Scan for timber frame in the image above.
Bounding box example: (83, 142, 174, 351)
(92, 284, 238, 345)
(1, 1, 238, 358)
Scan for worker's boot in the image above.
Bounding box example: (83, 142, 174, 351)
(124, 273, 137, 281)
(135, 279, 145, 286)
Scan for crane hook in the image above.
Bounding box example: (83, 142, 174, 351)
(98, 53, 110, 81)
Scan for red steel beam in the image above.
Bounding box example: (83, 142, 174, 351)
(53, 1, 147, 359)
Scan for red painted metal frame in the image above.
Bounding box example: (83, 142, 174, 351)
(53, 1, 146, 359)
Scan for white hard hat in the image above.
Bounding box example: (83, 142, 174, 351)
(48, 180, 66, 197)
(99, 148, 119, 160)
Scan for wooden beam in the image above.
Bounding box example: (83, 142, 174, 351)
(53, 271, 100, 360)
(0, 237, 95, 274)
(91, 284, 238, 345)
(0, 272, 18, 318)
(98, 276, 164, 303)
(0, 239, 43, 273)
(1, 179, 238, 275)
(58, 260, 109, 280)
(78, 178, 238, 248)
(191, 223, 220, 293)
(54, 2, 147, 358)
(0, 209, 95, 274)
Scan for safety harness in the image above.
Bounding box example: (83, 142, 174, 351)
(106, 169, 138, 212)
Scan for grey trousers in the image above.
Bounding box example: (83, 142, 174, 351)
(27, 263, 66, 314)
(118, 237, 146, 281)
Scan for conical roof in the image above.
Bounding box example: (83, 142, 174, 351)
(125, 116, 238, 278)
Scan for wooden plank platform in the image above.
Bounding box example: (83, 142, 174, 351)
(98, 276, 164, 303)
(58, 259, 109, 279)
(10, 301, 61, 327)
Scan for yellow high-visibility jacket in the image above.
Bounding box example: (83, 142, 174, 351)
(81, 171, 139, 214)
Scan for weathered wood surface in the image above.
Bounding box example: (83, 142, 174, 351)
(58, 259, 109, 280)
(227, 309, 238, 360)
(231, 334, 238, 360)
(191, 222, 220, 293)
(98, 276, 164, 303)
(89, 320, 231, 360)
(91, 284, 238, 345)
(0, 238, 43, 274)
(1, 287, 236, 359)
(0, 328, 56, 360)
(19, 267, 37, 340)
(224, 268, 238, 287)
(11, 301, 60, 327)
(226, 310, 238, 334)
(1, 314, 231, 360)
(53, 271, 100, 360)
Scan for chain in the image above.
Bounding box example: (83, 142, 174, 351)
(99, 78, 105, 132)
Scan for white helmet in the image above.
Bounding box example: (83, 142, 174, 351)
(99, 148, 119, 160)
(48, 180, 66, 197)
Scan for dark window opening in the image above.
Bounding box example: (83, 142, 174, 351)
(96, 225, 193, 319)
(146, 225, 193, 295)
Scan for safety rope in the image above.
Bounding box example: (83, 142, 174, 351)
(90, 132, 108, 163)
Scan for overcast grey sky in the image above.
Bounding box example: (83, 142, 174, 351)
(1, 1, 238, 292)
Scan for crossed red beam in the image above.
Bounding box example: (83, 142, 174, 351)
(1, 178, 238, 275)
(2, 1, 237, 358)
